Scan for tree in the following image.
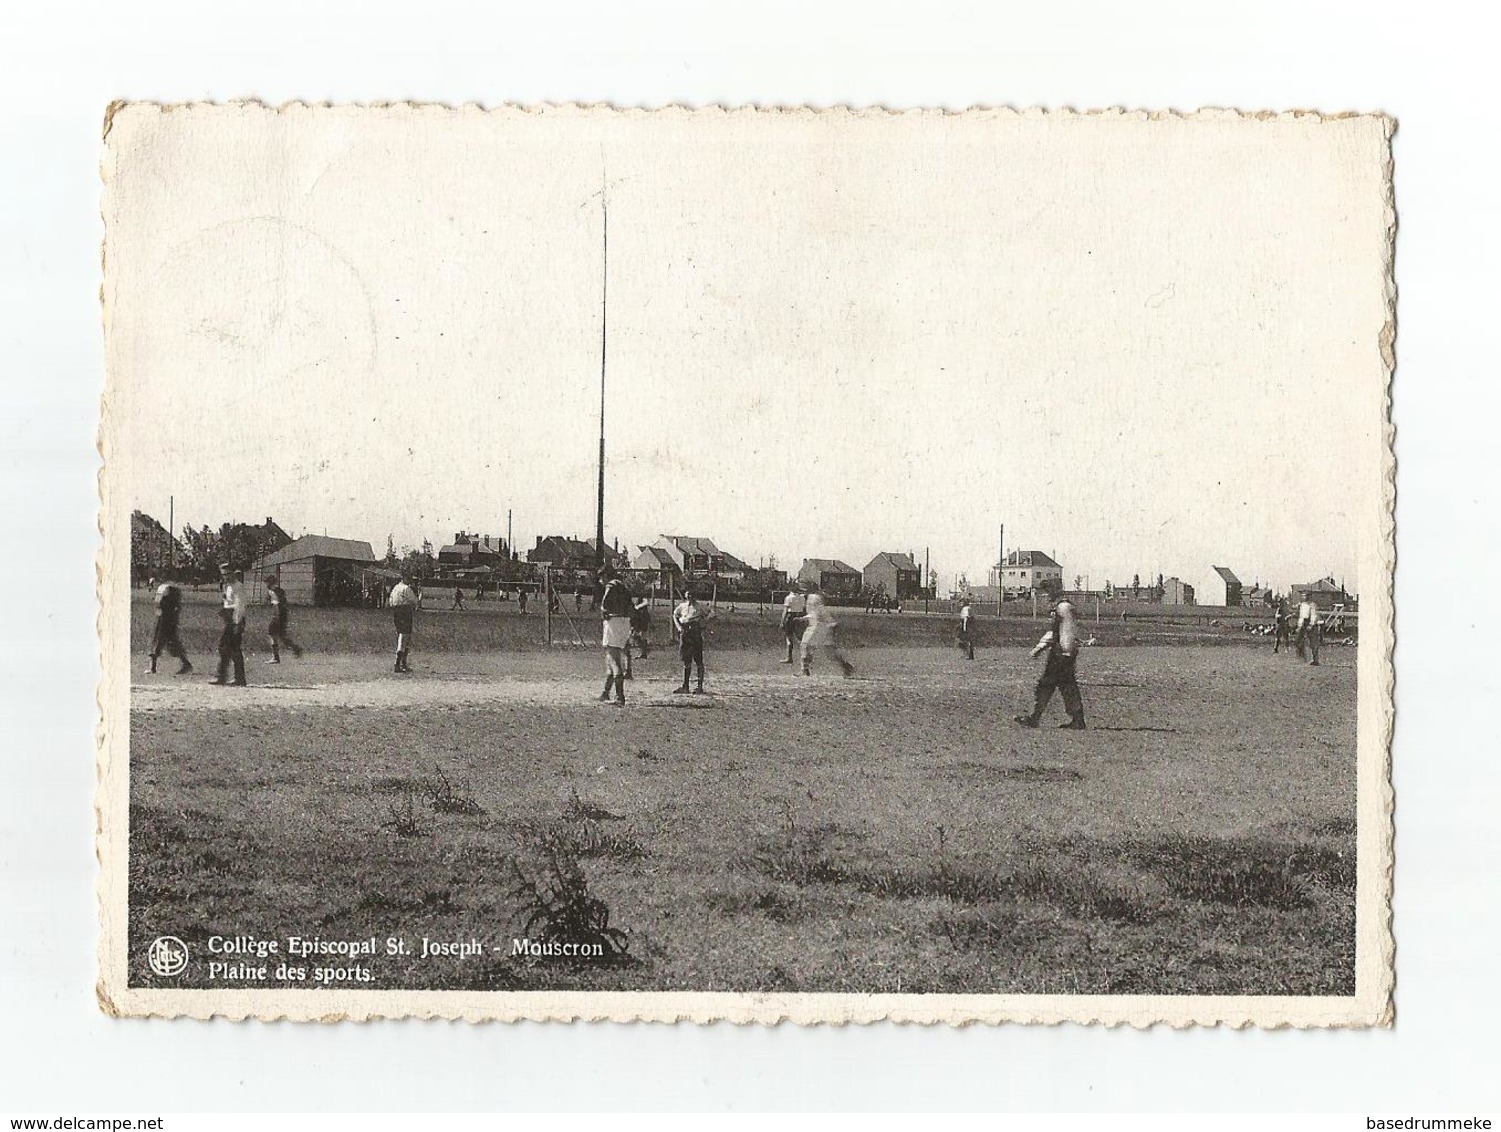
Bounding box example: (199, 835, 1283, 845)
(1132, 573, 1141, 594)
(180, 523, 221, 581)
(402, 539, 437, 581)
(130, 511, 182, 583)
(384, 534, 397, 567)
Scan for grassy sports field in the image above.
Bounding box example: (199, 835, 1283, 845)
(127, 597, 1357, 995)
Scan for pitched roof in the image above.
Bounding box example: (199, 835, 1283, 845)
(660, 534, 722, 556)
(866, 551, 919, 571)
(634, 546, 676, 568)
(532, 535, 597, 560)
(802, 558, 860, 575)
(261, 535, 376, 567)
(1001, 550, 1061, 569)
(1212, 565, 1242, 587)
(1298, 578, 1345, 594)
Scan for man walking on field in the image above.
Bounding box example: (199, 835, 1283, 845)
(958, 597, 975, 660)
(147, 577, 191, 675)
(209, 563, 248, 686)
(780, 584, 808, 664)
(597, 565, 633, 705)
(800, 581, 855, 677)
(265, 572, 303, 664)
(1295, 592, 1322, 666)
(1014, 593, 1086, 730)
(389, 572, 419, 673)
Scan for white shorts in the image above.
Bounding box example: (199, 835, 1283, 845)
(602, 617, 632, 649)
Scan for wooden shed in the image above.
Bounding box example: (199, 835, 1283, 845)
(257, 535, 377, 608)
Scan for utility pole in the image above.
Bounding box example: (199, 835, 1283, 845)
(996, 524, 1005, 616)
(168, 494, 175, 575)
(507, 508, 512, 558)
(924, 545, 930, 614)
(544, 566, 553, 646)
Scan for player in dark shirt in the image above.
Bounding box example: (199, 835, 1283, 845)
(266, 573, 303, 664)
(147, 578, 192, 675)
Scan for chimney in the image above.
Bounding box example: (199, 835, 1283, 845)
(536, 536, 542, 548)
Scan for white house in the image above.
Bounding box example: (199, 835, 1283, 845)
(994, 550, 1063, 596)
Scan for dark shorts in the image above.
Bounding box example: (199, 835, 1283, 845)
(679, 629, 705, 664)
(150, 616, 179, 653)
(393, 607, 415, 634)
(782, 614, 807, 639)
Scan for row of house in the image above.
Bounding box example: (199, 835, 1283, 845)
(1204, 566, 1357, 610)
(526, 534, 927, 600)
(168, 512, 1357, 614)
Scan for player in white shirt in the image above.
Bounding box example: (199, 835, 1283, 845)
(597, 567, 634, 704)
(800, 582, 855, 677)
(389, 574, 419, 673)
(957, 598, 975, 660)
(1014, 595, 1086, 729)
(209, 564, 248, 686)
(671, 591, 710, 694)
(780, 585, 808, 664)
(1295, 594, 1322, 666)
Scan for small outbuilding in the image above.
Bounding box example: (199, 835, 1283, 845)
(258, 535, 377, 607)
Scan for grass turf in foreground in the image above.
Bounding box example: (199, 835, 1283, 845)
(127, 646, 1356, 995)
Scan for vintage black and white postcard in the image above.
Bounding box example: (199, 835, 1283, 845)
(97, 103, 1394, 1024)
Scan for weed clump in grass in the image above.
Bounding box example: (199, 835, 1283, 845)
(381, 791, 432, 838)
(562, 787, 622, 822)
(508, 836, 631, 963)
(540, 819, 648, 862)
(424, 765, 485, 816)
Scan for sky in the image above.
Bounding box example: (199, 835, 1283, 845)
(105, 106, 1391, 599)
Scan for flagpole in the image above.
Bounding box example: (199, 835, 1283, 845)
(596, 179, 608, 571)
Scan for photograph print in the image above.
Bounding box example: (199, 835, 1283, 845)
(98, 103, 1394, 1025)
